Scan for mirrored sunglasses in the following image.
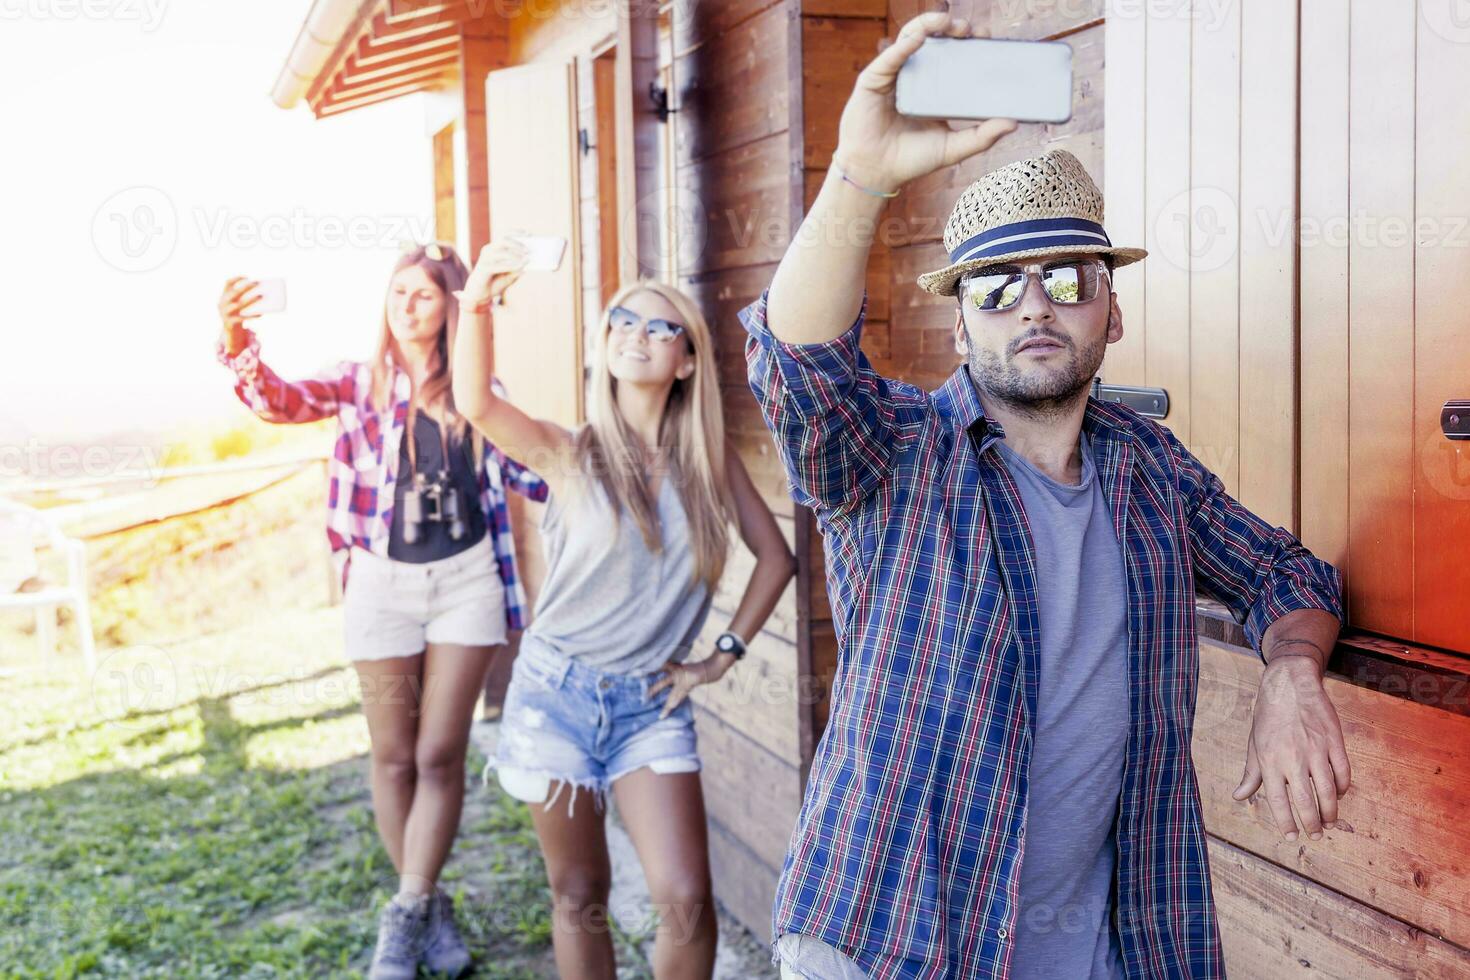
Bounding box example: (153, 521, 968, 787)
(960, 258, 1110, 312)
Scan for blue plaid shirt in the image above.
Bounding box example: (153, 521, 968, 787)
(740, 289, 1344, 979)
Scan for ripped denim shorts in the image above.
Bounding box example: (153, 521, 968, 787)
(484, 635, 701, 817)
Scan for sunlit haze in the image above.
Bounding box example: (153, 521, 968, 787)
(1, 1, 435, 475)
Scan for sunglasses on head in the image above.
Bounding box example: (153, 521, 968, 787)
(399, 240, 455, 262)
(959, 257, 1111, 313)
(608, 305, 688, 343)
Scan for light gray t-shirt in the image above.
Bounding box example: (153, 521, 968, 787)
(521, 474, 714, 675)
(994, 431, 1129, 980)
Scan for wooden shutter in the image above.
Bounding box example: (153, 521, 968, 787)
(485, 60, 583, 427)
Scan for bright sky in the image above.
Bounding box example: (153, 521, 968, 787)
(0, 0, 434, 466)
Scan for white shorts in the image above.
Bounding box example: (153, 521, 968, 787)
(343, 535, 508, 662)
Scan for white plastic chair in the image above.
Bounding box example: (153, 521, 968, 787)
(0, 497, 96, 672)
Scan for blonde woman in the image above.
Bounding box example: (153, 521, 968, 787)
(451, 239, 796, 979)
(215, 243, 546, 980)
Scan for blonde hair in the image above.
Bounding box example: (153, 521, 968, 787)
(368, 244, 482, 470)
(572, 280, 734, 590)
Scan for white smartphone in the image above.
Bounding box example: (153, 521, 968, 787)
(250, 278, 287, 315)
(896, 36, 1073, 125)
(508, 235, 567, 272)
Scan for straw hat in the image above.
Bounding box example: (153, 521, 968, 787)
(917, 148, 1147, 296)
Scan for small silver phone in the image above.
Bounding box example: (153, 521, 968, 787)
(896, 37, 1073, 125)
(250, 278, 287, 315)
(508, 235, 568, 273)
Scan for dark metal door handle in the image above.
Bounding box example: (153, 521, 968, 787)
(1443, 401, 1470, 441)
(1090, 380, 1170, 420)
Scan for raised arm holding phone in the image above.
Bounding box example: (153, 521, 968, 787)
(215, 246, 547, 980)
(451, 240, 796, 980)
(742, 12, 1348, 980)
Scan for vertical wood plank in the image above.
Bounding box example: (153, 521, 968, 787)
(592, 48, 621, 307)
(1143, 8, 1190, 443)
(433, 122, 457, 243)
(1102, 1, 1147, 385)
(1187, 0, 1241, 492)
(1346, 0, 1415, 639)
(1412, 12, 1470, 655)
(1297, 0, 1352, 585)
(616, 0, 660, 281)
(459, 17, 509, 258)
(1237, 0, 1299, 529)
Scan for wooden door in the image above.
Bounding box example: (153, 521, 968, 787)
(485, 60, 584, 427)
(1301, 0, 1470, 654)
(1108, 0, 1470, 653)
(1102, 0, 1298, 531)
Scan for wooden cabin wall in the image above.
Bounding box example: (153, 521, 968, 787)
(1194, 638, 1470, 974)
(671, 0, 806, 941)
(1101, 0, 1296, 534)
(789, 1, 890, 751)
(1105, 2, 1470, 975)
(1296, 0, 1470, 656)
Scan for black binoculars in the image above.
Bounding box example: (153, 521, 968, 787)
(401, 470, 467, 544)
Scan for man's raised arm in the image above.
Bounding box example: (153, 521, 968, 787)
(764, 11, 1017, 345)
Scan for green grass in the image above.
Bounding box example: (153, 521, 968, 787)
(0, 608, 557, 979)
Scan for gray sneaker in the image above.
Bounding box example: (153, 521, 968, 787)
(369, 893, 432, 980)
(423, 887, 472, 977)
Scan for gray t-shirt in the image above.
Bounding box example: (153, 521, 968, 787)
(521, 474, 714, 675)
(994, 431, 1129, 980)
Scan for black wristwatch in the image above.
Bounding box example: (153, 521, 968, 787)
(715, 631, 747, 661)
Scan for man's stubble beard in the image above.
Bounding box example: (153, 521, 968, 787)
(965, 326, 1108, 421)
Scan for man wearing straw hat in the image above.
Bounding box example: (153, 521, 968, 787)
(740, 11, 1348, 980)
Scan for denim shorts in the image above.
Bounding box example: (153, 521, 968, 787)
(486, 637, 701, 816)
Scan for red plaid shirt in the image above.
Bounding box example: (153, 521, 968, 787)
(216, 331, 547, 630)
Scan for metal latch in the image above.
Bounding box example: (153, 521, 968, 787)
(1090, 380, 1170, 419)
(1443, 401, 1470, 441)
